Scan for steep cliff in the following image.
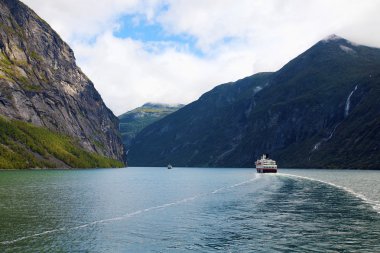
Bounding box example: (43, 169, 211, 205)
(0, 0, 125, 167)
(128, 35, 380, 169)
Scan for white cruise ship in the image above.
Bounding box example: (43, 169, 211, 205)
(255, 154, 277, 173)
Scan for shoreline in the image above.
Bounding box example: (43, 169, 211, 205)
(0, 167, 378, 171)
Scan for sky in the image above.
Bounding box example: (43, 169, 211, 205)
(23, 0, 380, 115)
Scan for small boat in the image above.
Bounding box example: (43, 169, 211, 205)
(167, 164, 173, 169)
(255, 154, 277, 173)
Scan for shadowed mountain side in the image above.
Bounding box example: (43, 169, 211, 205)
(128, 35, 380, 169)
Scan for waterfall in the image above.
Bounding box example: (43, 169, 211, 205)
(311, 123, 340, 152)
(312, 85, 358, 153)
(345, 85, 358, 117)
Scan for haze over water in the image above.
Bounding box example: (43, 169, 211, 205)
(0, 168, 379, 252)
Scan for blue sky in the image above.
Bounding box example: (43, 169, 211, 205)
(23, 0, 380, 115)
(114, 14, 204, 56)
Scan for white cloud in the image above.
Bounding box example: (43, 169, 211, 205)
(158, 0, 380, 49)
(23, 0, 162, 41)
(22, 0, 380, 115)
(73, 33, 257, 114)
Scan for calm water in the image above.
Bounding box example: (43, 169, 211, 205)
(0, 168, 379, 252)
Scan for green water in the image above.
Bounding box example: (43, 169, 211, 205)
(0, 168, 379, 252)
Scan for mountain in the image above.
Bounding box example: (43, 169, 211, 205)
(119, 103, 184, 148)
(128, 35, 380, 169)
(0, 0, 124, 168)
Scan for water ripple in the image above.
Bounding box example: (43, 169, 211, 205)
(279, 173, 380, 213)
(0, 173, 261, 246)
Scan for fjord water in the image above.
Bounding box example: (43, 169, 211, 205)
(0, 168, 379, 252)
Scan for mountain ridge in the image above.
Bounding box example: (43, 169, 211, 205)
(128, 35, 380, 169)
(119, 103, 184, 149)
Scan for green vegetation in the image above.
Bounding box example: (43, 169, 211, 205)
(29, 51, 43, 62)
(0, 116, 124, 169)
(14, 59, 29, 68)
(0, 19, 26, 41)
(0, 52, 12, 66)
(119, 103, 184, 147)
(0, 74, 13, 82)
(22, 83, 42, 92)
(0, 51, 43, 92)
(0, 22, 18, 38)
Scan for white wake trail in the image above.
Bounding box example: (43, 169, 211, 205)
(212, 173, 260, 194)
(1, 174, 261, 245)
(279, 173, 380, 214)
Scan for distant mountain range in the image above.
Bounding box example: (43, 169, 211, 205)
(128, 35, 380, 169)
(2, 0, 378, 170)
(0, 0, 124, 168)
(119, 103, 184, 149)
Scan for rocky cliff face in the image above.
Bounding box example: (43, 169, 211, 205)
(128, 35, 380, 169)
(0, 0, 124, 163)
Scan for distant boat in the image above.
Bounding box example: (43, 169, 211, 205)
(255, 154, 277, 173)
(167, 164, 173, 169)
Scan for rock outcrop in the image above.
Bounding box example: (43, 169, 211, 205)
(0, 0, 125, 164)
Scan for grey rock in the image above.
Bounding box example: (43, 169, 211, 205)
(0, 0, 124, 163)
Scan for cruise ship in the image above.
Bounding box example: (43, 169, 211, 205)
(255, 154, 277, 173)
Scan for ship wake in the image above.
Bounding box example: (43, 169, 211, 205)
(279, 173, 380, 214)
(0, 173, 261, 245)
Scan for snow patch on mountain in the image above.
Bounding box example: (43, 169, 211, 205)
(254, 86, 263, 93)
(340, 45, 356, 54)
(322, 34, 342, 42)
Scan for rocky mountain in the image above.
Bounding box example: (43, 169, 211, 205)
(128, 35, 380, 169)
(119, 103, 184, 148)
(0, 0, 125, 168)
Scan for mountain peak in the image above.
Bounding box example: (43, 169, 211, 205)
(142, 102, 184, 109)
(143, 102, 166, 108)
(118, 102, 184, 148)
(128, 33, 380, 169)
(322, 34, 344, 42)
(320, 34, 359, 47)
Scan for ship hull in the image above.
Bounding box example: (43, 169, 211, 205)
(256, 168, 277, 173)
